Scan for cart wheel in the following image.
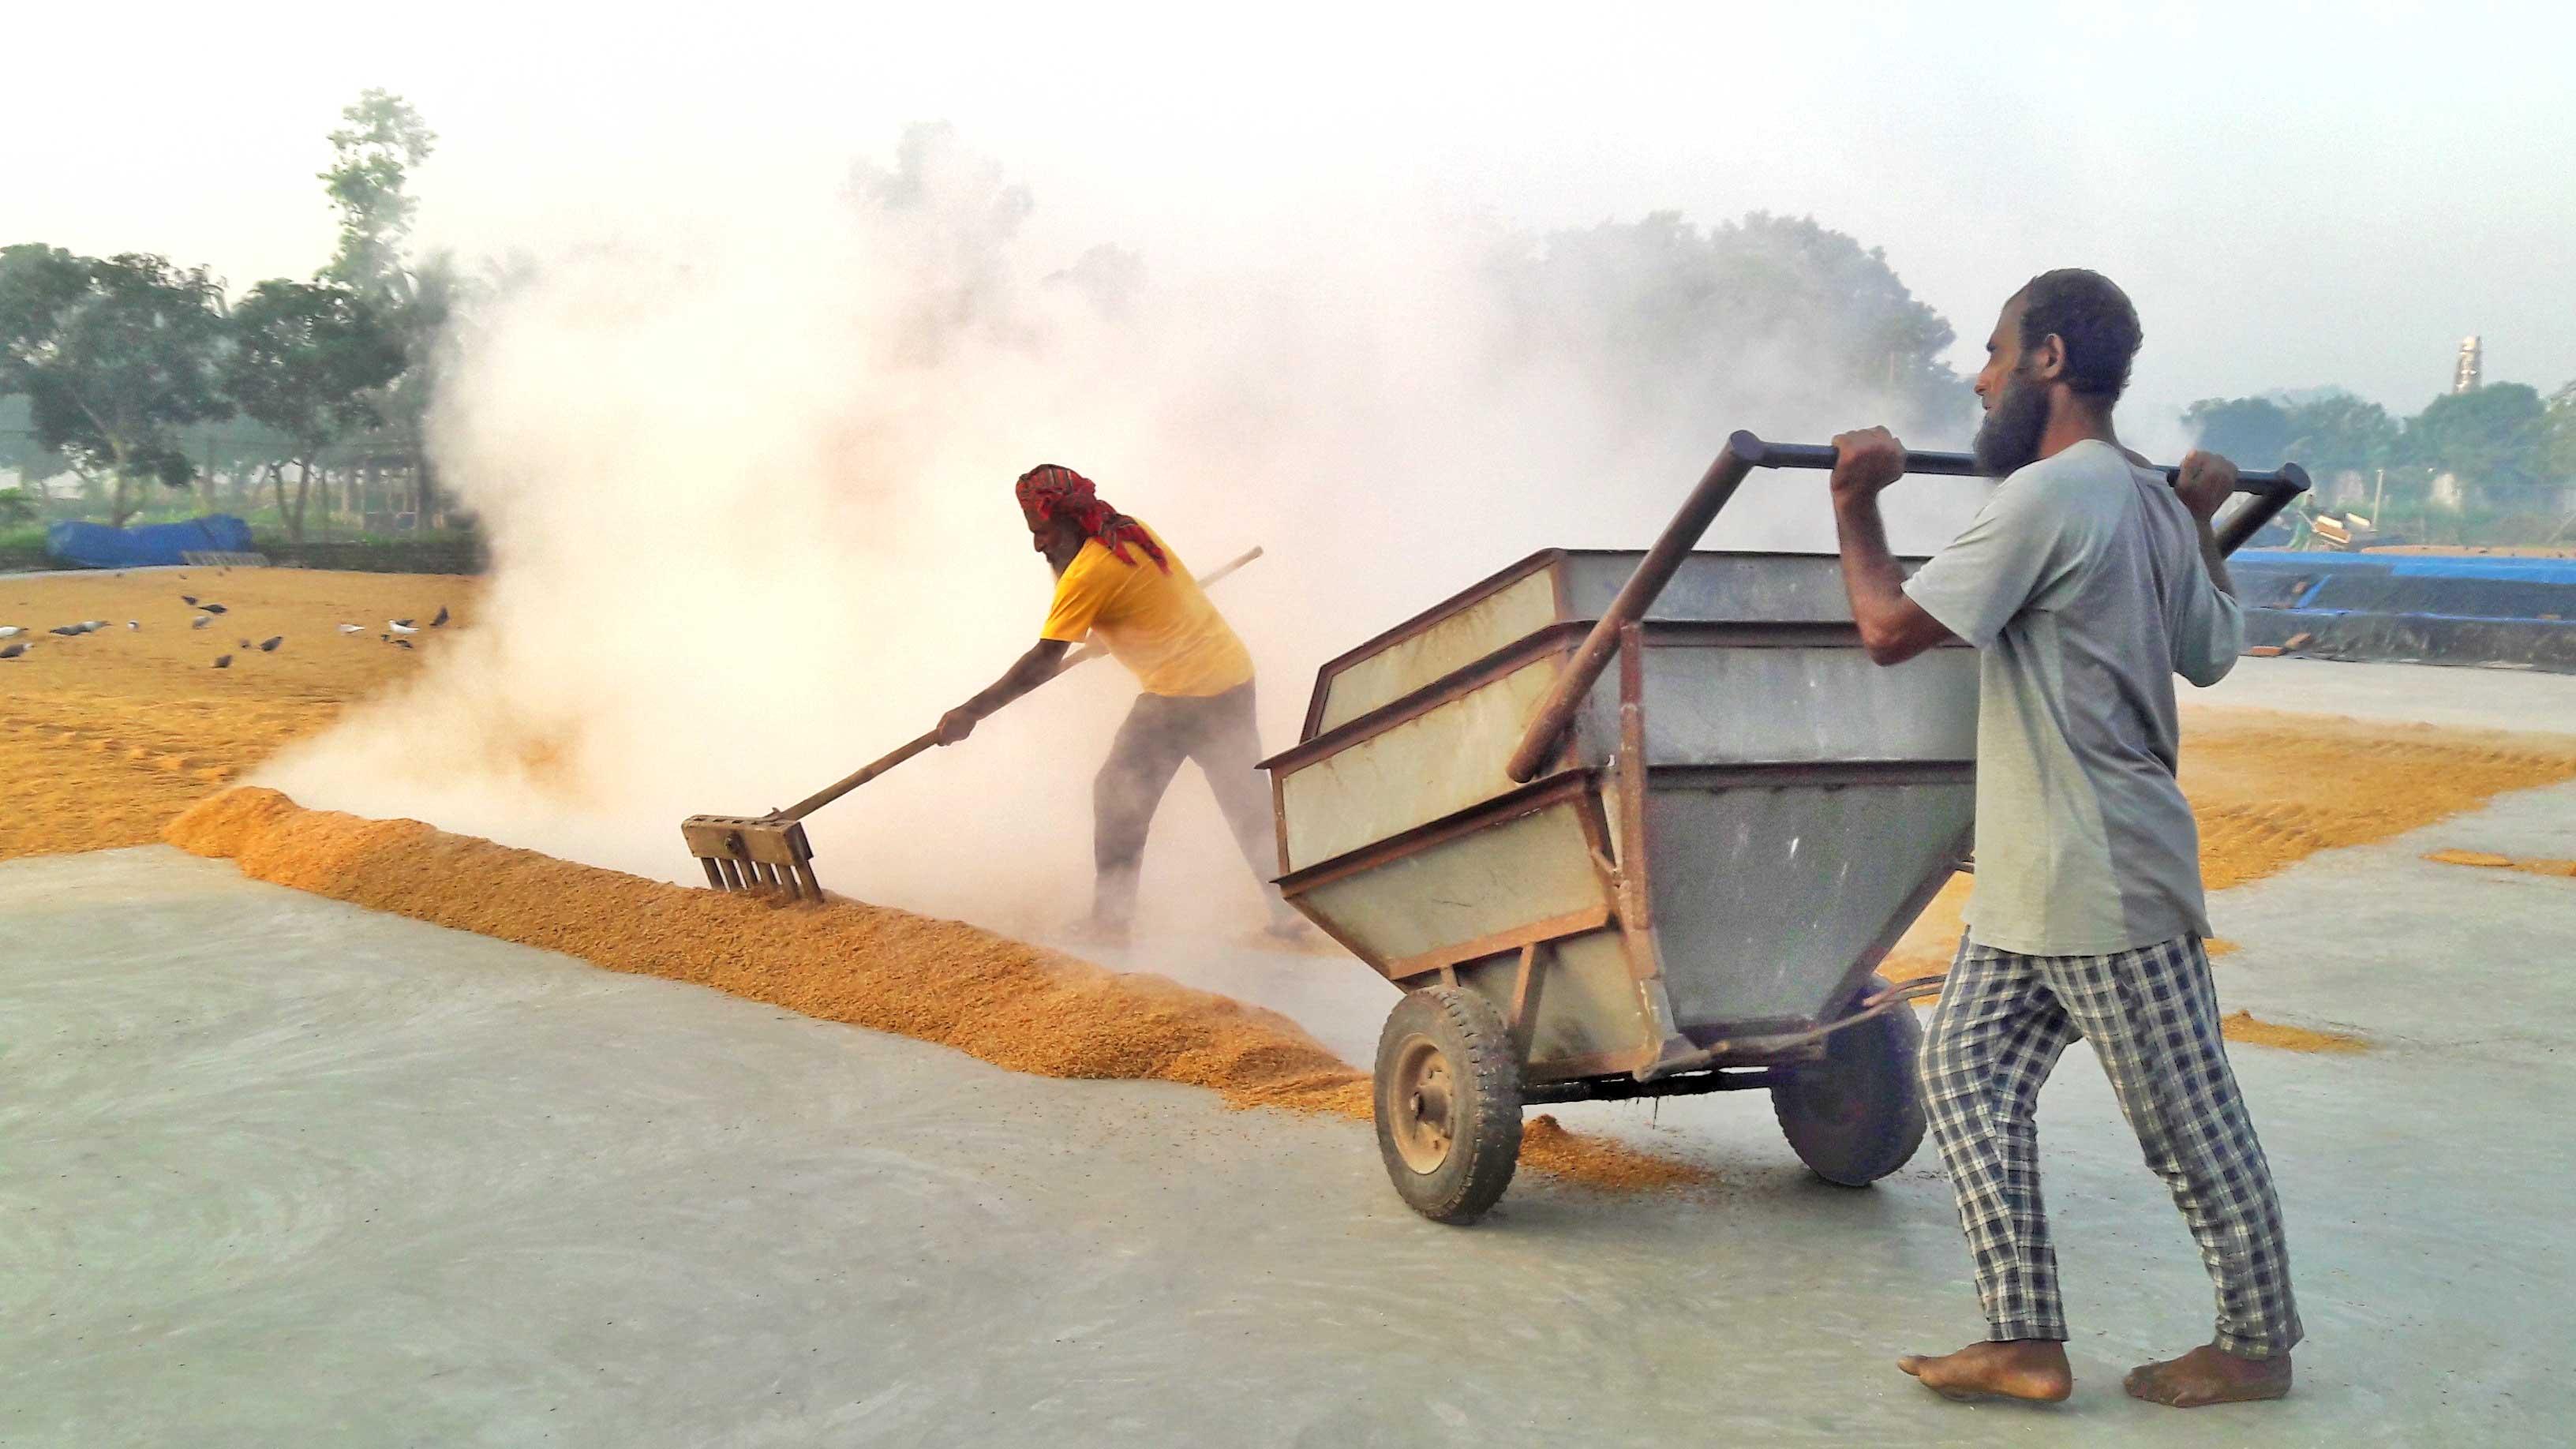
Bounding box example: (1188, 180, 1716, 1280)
(1771, 979, 1927, 1187)
(1373, 987, 1523, 1224)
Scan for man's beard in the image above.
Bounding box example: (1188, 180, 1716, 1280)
(1973, 373, 2050, 475)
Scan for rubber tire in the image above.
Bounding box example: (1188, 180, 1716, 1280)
(1373, 987, 1524, 1224)
(1771, 979, 1928, 1187)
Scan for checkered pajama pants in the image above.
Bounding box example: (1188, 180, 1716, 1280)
(1919, 934, 2304, 1357)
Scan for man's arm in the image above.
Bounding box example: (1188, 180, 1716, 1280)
(2174, 450, 2238, 599)
(2169, 450, 2245, 686)
(1829, 426, 1960, 665)
(936, 638, 1073, 744)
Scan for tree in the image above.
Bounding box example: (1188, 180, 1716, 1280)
(0, 245, 228, 526)
(2545, 380, 2576, 485)
(2280, 392, 2398, 477)
(2401, 382, 2548, 489)
(1494, 211, 1970, 438)
(320, 89, 437, 299)
(223, 279, 406, 542)
(2181, 395, 2292, 468)
(317, 90, 452, 521)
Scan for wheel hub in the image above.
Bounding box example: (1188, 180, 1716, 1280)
(1387, 1034, 1457, 1174)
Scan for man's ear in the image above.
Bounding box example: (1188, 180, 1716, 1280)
(2026, 329, 2068, 384)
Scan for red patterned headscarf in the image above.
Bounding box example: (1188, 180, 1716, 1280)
(1014, 464, 1170, 573)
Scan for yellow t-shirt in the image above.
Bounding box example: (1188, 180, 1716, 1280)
(1039, 523, 1254, 698)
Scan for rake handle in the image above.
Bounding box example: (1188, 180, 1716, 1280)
(769, 544, 1267, 822)
(773, 732, 942, 822)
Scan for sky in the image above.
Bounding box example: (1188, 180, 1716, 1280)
(10, 0, 2574, 421)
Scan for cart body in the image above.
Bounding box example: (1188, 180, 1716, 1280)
(1265, 548, 1976, 1091)
(1258, 432, 2306, 1221)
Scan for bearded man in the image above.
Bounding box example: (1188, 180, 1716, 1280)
(938, 465, 1306, 944)
(1826, 270, 2301, 1408)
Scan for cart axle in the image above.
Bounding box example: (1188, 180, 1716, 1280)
(1522, 1067, 1792, 1105)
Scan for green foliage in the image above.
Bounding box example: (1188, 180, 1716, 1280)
(222, 278, 408, 543)
(2281, 393, 2399, 477)
(225, 280, 406, 452)
(2181, 395, 2292, 467)
(2401, 383, 2548, 488)
(0, 245, 229, 522)
(1495, 211, 1969, 437)
(2183, 386, 2542, 498)
(2545, 380, 2576, 483)
(320, 90, 437, 301)
(310, 91, 466, 525)
(0, 488, 36, 525)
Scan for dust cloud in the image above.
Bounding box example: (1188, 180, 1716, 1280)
(260, 125, 1988, 938)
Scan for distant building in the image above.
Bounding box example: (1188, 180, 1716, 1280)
(2453, 335, 2483, 394)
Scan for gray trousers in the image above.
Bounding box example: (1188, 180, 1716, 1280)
(1091, 681, 1292, 927)
(1919, 934, 2303, 1357)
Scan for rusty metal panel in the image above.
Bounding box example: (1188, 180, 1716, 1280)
(1291, 797, 1607, 963)
(1314, 564, 1563, 734)
(1278, 655, 1561, 871)
(1642, 779, 1973, 1032)
(1461, 932, 1657, 1080)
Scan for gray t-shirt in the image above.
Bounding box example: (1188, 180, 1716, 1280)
(1902, 439, 2244, 957)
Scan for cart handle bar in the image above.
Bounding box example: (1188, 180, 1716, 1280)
(1503, 432, 2312, 784)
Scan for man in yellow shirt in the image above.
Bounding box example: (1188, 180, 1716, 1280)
(936, 464, 1305, 944)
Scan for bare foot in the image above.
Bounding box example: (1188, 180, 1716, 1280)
(2123, 1342, 2291, 1407)
(1896, 1340, 2073, 1402)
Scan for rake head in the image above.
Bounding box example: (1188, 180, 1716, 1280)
(681, 813, 826, 902)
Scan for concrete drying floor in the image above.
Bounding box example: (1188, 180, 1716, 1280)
(9, 658, 2576, 1446)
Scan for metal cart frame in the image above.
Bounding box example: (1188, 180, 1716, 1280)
(1260, 432, 2307, 1221)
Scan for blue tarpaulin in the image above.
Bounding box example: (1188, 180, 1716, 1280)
(43, 515, 256, 569)
(2233, 549, 2576, 672)
(2235, 549, 2576, 589)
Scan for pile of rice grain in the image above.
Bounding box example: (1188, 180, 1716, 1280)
(167, 787, 1707, 1193)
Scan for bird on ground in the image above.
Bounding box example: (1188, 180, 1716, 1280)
(49, 625, 84, 637)
(127, 620, 140, 631)
(388, 620, 418, 635)
(213, 655, 233, 668)
(259, 636, 283, 652)
(181, 595, 198, 606)
(192, 614, 212, 629)
(77, 620, 107, 633)
(0, 643, 26, 660)
(201, 603, 227, 615)
(0, 626, 22, 640)
(390, 638, 414, 650)
(337, 623, 364, 635)
(431, 606, 450, 627)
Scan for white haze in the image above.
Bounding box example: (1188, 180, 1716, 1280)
(260, 127, 1998, 938)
